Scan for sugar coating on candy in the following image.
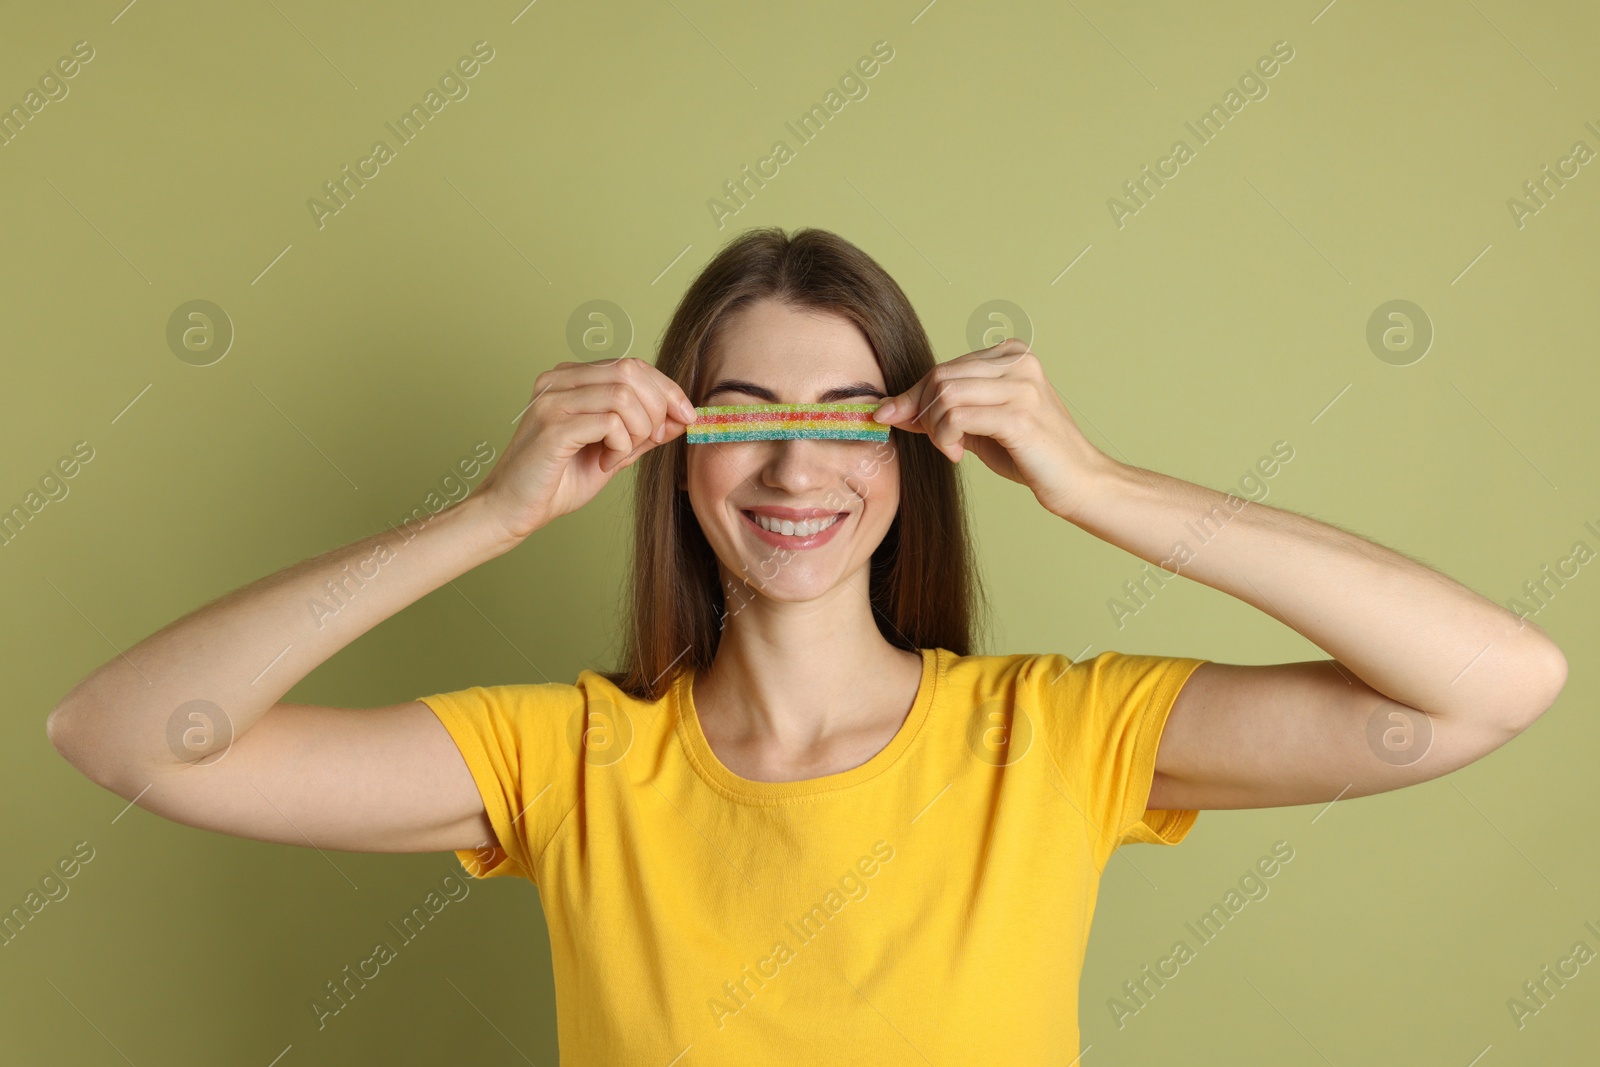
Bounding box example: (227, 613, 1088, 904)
(686, 402, 891, 443)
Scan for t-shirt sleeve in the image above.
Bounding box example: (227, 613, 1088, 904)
(1030, 650, 1210, 871)
(414, 682, 584, 883)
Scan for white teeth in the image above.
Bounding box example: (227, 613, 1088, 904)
(750, 512, 841, 537)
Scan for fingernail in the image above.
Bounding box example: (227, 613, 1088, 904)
(877, 400, 897, 420)
(678, 400, 697, 421)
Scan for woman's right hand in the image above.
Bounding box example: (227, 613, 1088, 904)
(473, 357, 697, 542)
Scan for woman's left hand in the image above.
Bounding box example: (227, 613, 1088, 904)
(873, 339, 1112, 520)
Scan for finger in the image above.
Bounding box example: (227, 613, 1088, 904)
(971, 337, 1035, 367)
(607, 408, 697, 470)
(626, 378, 699, 443)
(877, 358, 1015, 424)
(593, 408, 693, 474)
(576, 396, 694, 470)
(619, 408, 693, 460)
(614, 426, 668, 469)
(560, 411, 634, 468)
(884, 374, 1016, 433)
(611, 359, 675, 439)
(633, 360, 698, 423)
(911, 378, 1025, 458)
(606, 415, 692, 473)
(924, 401, 1012, 461)
(557, 382, 657, 451)
(563, 402, 639, 473)
(944, 342, 1026, 371)
(601, 413, 636, 471)
(569, 358, 668, 435)
(559, 357, 696, 425)
(874, 375, 938, 428)
(606, 363, 698, 442)
(915, 376, 1026, 432)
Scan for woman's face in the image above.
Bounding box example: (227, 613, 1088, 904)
(684, 298, 900, 606)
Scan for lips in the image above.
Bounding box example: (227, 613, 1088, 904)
(740, 508, 849, 549)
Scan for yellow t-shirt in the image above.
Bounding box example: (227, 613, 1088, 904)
(417, 646, 1208, 1064)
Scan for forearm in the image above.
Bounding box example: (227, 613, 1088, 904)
(1066, 458, 1567, 724)
(48, 493, 523, 777)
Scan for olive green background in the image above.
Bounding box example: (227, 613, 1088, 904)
(3, 0, 1596, 1062)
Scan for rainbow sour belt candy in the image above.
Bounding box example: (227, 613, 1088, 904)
(685, 403, 891, 443)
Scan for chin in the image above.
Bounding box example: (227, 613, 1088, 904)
(716, 550, 859, 608)
(725, 562, 832, 598)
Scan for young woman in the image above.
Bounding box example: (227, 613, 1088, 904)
(48, 227, 1566, 1063)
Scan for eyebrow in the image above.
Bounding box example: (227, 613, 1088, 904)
(700, 378, 886, 404)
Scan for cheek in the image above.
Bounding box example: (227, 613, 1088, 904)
(856, 448, 899, 507)
(685, 449, 747, 515)
(685, 450, 720, 495)
(880, 460, 902, 523)
(874, 484, 900, 530)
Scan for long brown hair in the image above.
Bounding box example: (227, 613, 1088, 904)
(600, 226, 989, 700)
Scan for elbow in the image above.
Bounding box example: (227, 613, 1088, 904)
(46, 704, 77, 761)
(46, 704, 90, 774)
(1530, 638, 1568, 711)
(48, 702, 175, 798)
(45, 704, 115, 789)
(1536, 639, 1568, 710)
(1506, 639, 1568, 733)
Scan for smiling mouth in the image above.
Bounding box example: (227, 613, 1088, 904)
(741, 510, 846, 537)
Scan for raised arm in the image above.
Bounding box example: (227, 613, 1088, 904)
(46, 495, 519, 854)
(46, 357, 696, 854)
(873, 339, 1568, 812)
(1067, 457, 1567, 811)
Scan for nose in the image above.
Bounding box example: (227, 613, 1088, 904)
(758, 436, 833, 494)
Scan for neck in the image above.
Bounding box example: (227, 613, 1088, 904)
(698, 568, 918, 747)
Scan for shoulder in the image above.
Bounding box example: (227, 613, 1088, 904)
(935, 648, 1208, 731)
(940, 647, 1202, 686)
(935, 647, 1109, 694)
(420, 677, 584, 715)
(572, 668, 676, 718)
(418, 668, 676, 769)
(427, 666, 673, 699)
(420, 667, 673, 725)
